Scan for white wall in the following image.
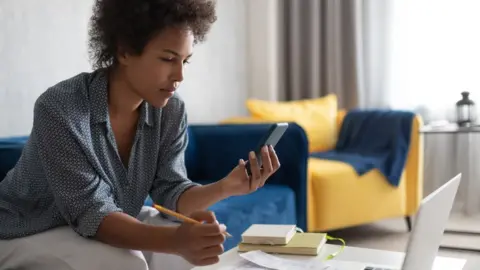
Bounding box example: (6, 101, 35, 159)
(0, 0, 249, 137)
(181, 0, 248, 123)
(0, 0, 92, 137)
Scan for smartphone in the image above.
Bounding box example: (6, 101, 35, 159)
(245, 122, 289, 176)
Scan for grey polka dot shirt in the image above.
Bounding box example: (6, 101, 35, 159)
(0, 69, 200, 239)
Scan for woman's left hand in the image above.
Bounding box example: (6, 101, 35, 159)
(220, 145, 280, 197)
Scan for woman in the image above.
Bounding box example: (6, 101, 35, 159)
(0, 0, 280, 269)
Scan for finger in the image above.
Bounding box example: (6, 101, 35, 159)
(261, 145, 273, 177)
(200, 244, 224, 259)
(269, 145, 281, 171)
(190, 211, 217, 224)
(238, 159, 250, 184)
(201, 234, 226, 248)
(243, 158, 253, 177)
(196, 256, 220, 266)
(248, 151, 262, 189)
(195, 223, 227, 236)
(238, 158, 248, 174)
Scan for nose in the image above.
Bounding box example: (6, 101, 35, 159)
(171, 62, 185, 83)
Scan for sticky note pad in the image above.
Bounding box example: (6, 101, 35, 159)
(241, 224, 297, 245)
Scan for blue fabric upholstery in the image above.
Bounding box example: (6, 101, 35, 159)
(0, 136, 29, 181)
(207, 184, 296, 251)
(0, 123, 309, 251)
(311, 109, 414, 186)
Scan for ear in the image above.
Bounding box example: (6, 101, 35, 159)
(116, 46, 130, 66)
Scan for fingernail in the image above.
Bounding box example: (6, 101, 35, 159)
(215, 220, 220, 224)
(249, 151, 256, 159)
(263, 146, 268, 152)
(220, 224, 227, 231)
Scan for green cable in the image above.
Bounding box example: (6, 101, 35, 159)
(323, 234, 346, 261)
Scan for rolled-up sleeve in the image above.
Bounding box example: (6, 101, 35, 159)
(33, 100, 123, 238)
(149, 106, 200, 214)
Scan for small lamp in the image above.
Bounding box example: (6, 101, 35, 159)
(456, 91, 476, 127)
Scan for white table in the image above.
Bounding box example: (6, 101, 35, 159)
(192, 244, 466, 270)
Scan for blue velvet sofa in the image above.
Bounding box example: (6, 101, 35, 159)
(0, 123, 309, 251)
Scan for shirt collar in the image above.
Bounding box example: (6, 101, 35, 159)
(139, 101, 154, 127)
(90, 69, 153, 127)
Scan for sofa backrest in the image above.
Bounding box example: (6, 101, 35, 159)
(185, 127, 199, 180)
(0, 133, 201, 183)
(184, 123, 309, 184)
(0, 137, 29, 181)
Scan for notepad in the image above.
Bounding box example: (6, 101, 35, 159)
(238, 232, 328, 256)
(241, 224, 297, 245)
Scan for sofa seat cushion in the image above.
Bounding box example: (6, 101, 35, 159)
(307, 157, 406, 232)
(208, 184, 296, 251)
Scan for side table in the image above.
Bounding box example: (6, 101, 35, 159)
(420, 124, 480, 240)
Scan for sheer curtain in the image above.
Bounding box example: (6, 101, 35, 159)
(386, 0, 480, 213)
(387, 0, 480, 123)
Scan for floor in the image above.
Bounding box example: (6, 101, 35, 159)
(327, 217, 480, 270)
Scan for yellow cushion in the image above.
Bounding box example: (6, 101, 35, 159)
(307, 158, 407, 232)
(246, 95, 338, 152)
(220, 116, 272, 124)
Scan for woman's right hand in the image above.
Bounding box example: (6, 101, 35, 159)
(172, 211, 227, 266)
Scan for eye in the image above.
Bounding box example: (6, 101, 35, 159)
(160, 57, 174, 62)
(183, 59, 191, 64)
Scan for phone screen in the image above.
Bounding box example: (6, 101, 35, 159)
(245, 123, 288, 177)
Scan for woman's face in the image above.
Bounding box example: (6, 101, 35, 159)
(118, 27, 194, 108)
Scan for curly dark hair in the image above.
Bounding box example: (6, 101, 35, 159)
(88, 0, 217, 69)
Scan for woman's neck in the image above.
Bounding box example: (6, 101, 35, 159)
(107, 67, 143, 117)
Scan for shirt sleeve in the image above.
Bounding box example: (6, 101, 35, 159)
(33, 99, 123, 238)
(149, 103, 200, 215)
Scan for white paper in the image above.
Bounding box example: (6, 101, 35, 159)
(237, 250, 340, 270)
(217, 259, 271, 270)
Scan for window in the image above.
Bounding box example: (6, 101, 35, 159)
(387, 0, 480, 122)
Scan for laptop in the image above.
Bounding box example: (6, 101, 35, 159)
(344, 173, 461, 270)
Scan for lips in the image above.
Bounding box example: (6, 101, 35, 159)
(160, 88, 176, 93)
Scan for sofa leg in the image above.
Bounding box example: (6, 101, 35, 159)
(405, 216, 412, 232)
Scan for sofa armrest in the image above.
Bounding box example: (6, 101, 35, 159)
(335, 110, 424, 213)
(405, 115, 424, 215)
(186, 123, 309, 230)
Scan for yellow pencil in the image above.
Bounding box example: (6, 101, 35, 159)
(153, 204, 232, 238)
